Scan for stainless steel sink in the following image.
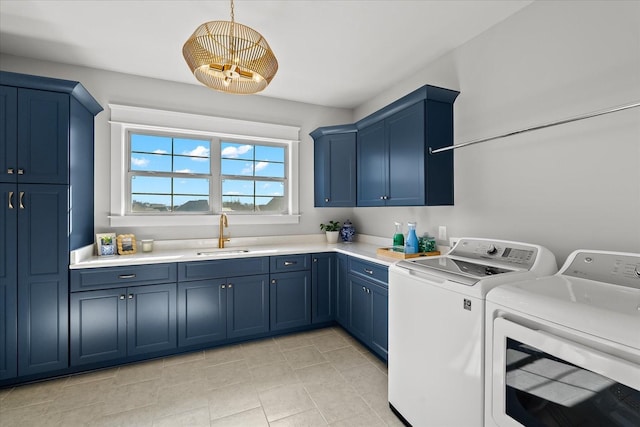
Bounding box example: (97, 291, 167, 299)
(196, 249, 250, 256)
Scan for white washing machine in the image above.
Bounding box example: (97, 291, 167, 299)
(388, 238, 557, 427)
(484, 250, 640, 426)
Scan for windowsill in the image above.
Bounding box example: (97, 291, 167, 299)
(108, 214, 301, 227)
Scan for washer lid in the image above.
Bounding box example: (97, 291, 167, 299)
(487, 275, 640, 349)
(402, 256, 516, 285)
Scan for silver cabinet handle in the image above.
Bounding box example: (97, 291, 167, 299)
(362, 286, 366, 292)
(8, 191, 14, 209)
(128, 294, 134, 299)
(119, 295, 125, 300)
(119, 274, 136, 279)
(379, 196, 384, 200)
(313, 258, 318, 263)
(283, 261, 297, 266)
(221, 284, 226, 289)
(324, 198, 329, 202)
(364, 268, 374, 275)
(19, 191, 25, 209)
(228, 284, 233, 289)
(17, 168, 24, 175)
(271, 279, 277, 284)
(366, 288, 371, 294)
(7, 168, 14, 175)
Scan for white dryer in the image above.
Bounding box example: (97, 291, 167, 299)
(388, 238, 557, 427)
(485, 250, 640, 426)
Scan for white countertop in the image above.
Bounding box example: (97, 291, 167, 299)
(70, 234, 403, 269)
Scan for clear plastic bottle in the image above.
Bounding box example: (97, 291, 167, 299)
(393, 222, 404, 247)
(405, 222, 419, 254)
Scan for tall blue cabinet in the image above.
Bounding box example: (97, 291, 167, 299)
(0, 71, 102, 380)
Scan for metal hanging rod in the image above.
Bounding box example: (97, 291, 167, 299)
(430, 101, 640, 154)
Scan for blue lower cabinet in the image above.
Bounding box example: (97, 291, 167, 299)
(311, 253, 336, 324)
(270, 270, 311, 331)
(348, 274, 389, 361)
(226, 275, 270, 339)
(335, 254, 349, 328)
(0, 184, 18, 380)
(178, 280, 226, 347)
(70, 283, 177, 365)
(127, 283, 177, 356)
(70, 288, 126, 365)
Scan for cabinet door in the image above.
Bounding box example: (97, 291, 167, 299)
(17, 184, 68, 376)
(348, 275, 371, 344)
(270, 271, 311, 331)
(335, 254, 349, 328)
(369, 281, 389, 361)
(0, 86, 17, 183)
(127, 283, 177, 356)
(70, 288, 127, 366)
(311, 254, 335, 324)
(357, 121, 386, 206)
(386, 102, 425, 206)
(17, 89, 69, 184)
(178, 280, 226, 347)
(0, 183, 17, 379)
(227, 274, 269, 339)
(314, 133, 356, 207)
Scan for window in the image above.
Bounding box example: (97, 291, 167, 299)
(129, 133, 212, 213)
(109, 104, 300, 227)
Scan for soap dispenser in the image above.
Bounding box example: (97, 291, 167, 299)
(393, 222, 404, 247)
(405, 222, 419, 254)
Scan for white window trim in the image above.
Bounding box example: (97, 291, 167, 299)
(108, 104, 301, 227)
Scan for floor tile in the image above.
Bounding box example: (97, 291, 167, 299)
(0, 378, 64, 411)
(41, 402, 105, 427)
(306, 381, 371, 424)
(250, 361, 300, 392)
(210, 407, 268, 426)
(294, 362, 345, 387)
(322, 346, 369, 372)
(274, 332, 315, 351)
(152, 406, 210, 427)
(112, 358, 164, 386)
(151, 379, 210, 420)
(0, 387, 12, 401)
(258, 383, 315, 422)
(340, 362, 388, 395)
(0, 401, 50, 426)
(101, 378, 160, 416)
(283, 345, 327, 370)
(207, 382, 261, 420)
(310, 332, 350, 352)
(270, 408, 329, 426)
(203, 359, 253, 390)
(158, 358, 212, 388)
(89, 404, 156, 427)
(163, 350, 204, 367)
(329, 411, 386, 427)
(204, 343, 245, 366)
(48, 377, 113, 414)
(64, 367, 118, 387)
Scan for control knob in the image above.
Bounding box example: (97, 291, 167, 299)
(486, 244, 498, 255)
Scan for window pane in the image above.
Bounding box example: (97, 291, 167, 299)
(174, 156, 210, 174)
(174, 178, 209, 195)
(223, 196, 254, 211)
(131, 176, 171, 194)
(222, 179, 254, 196)
(256, 196, 284, 212)
(173, 196, 210, 212)
(221, 159, 254, 176)
(221, 142, 254, 160)
(255, 181, 284, 196)
(254, 162, 285, 178)
(131, 195, 171, 212)
(130, 153, 172, 172)
(174, 139, 210, 159)
(131, 134, 172, 154)
(255, 145, 284, 162)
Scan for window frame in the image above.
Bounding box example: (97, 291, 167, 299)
(109, 104, 301, 227)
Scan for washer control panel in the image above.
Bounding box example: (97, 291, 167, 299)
(450, 239, 537, 269)
(564, 251, 640, 289)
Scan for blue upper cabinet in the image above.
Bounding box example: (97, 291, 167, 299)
(0, 86, 18, 183)
(357, 84, 459, 206)
(310, 125, 357, 207)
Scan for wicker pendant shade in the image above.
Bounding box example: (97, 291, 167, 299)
(183, 1, 278, 94)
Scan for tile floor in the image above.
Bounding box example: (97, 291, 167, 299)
(0, 327, 403, 426)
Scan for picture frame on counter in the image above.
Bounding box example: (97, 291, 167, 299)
(96, 233, 117, 256)
(117, 234, 137, 255)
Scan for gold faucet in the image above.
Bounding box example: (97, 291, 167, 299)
(218, 212, 230, 248)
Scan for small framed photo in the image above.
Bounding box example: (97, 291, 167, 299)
(117, 234, 137, 255)
(96, 233, 117, 256)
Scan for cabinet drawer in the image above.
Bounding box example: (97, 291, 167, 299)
(348, 257, 388, 286)
(178, 257, 269, 281)
(71, 263, 177, 291)
(270, 254, 311, 272)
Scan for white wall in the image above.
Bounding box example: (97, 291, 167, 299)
(2, 0, 638, 263)
(353, 0, 640, 263)
(0, 54, 354, 240)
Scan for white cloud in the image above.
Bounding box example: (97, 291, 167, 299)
(255, 161, 269, 172)
(182, 145, 210, 160)
(221, 145, 253, 158)
(131, 157, 149, 167)
(241, 161, 269, 175)
(175, 168, 192, 173)
(153, 149, 168, 154)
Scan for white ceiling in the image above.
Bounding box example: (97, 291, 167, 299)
(0, 0, 533, 109)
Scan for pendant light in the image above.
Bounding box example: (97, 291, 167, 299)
(183, 0, 278, 94)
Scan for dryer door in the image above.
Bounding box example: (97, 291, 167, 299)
(489, 318, 640, 427)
